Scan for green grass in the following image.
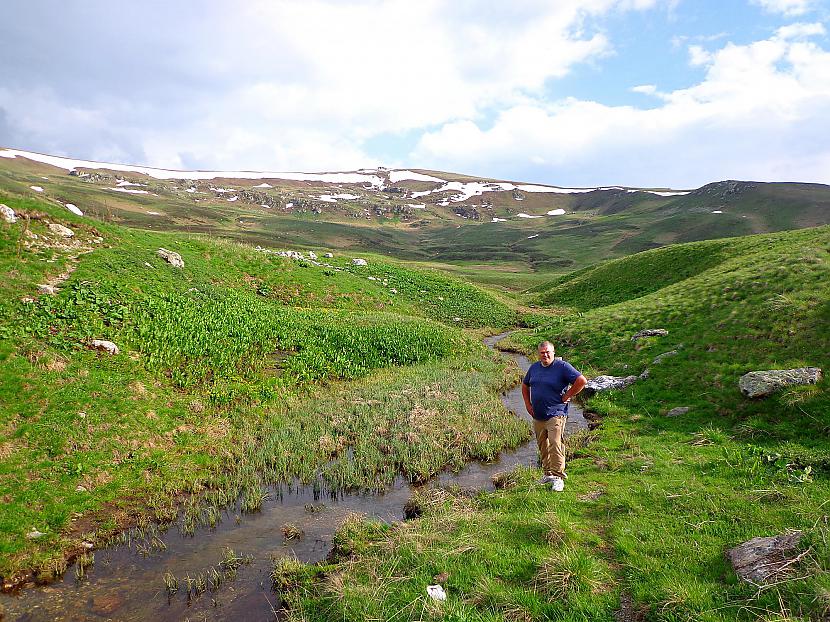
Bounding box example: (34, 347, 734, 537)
(0, 193, 527, 584)
(281, 225, 830, 621)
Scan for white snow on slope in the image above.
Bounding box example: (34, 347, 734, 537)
(388, 170, 445, 183)
(627, 189, 691, 196)
(30, 186, 44, 192)
(712, 210, 723, 214)
(492, 217, 507, 222)
(186, 187, 197, 193)
(254, 183, 272, 188)
(107, 187, 150, 195)
(546, 209, 566, 216)
(517, 184, 594, 194)
(116, 179, 143, 187)
(527, 234, 539, 239)
(227, 196, 238, 202)
(0, 148, 384, 186)
(517, 213, 542, 219)
(407, 203, 426, 209)
(318, 195, 338, 203)
(65, 203, 83, 216)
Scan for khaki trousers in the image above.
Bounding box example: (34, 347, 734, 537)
(533, 416, 566, 478)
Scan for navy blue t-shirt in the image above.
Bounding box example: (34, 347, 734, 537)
(523, 359, 582, 420)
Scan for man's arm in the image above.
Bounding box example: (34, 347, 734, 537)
(521, 383, 534, 418)
(561, 374, 587, 403)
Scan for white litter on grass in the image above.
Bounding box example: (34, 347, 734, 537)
(253, 182, 272, 188)
(227, 196, 238, 202)
(107, 187, 151, 195)
(65, 203, 83, 216)
(492, 217, 507, 222)
(527, 234, 539, 239)
(517, 213, 542, 219)
(407, 203, 426, 209)
(427, 588, 448, 600)
(0, 148, 385, 185)
(546, 209, 566, 216)
(388, 170, 445, 183)
(30, 186, 44, 192)
(712, 210, 723, 214)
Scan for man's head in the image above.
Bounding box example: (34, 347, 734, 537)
(537, 341, 555, 366)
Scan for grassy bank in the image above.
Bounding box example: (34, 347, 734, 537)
(0, 194, 527, 585)
(280, 226, 830, 621)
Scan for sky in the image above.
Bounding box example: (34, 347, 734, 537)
(1, 0, 829, 188)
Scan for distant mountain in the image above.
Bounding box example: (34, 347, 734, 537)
(2, 147, 829, 285)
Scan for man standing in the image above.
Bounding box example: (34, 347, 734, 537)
(521, 341, 587, 491)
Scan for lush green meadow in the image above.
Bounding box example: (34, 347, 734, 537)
(280, 226, 830, 621)
(0, 193, 525, 584)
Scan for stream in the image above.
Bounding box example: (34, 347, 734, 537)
(0, 332, 586, 621)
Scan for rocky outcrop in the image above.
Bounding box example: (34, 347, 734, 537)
(584, 375, 639, 396)
(652, 350, 678, 364)
(631, 329, 668, 341)
(90, 340, 119, 355)
(157, 248, 184, 268)
(665, 407, 690, 417)
(352, 258, 368, 266)
(0, 203, 16, 223)
(739, 368, 822, 398)
(48, 223, 75, 238)
(726, 531, 803, 585)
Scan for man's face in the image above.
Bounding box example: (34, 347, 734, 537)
(538, 344, 555, 366)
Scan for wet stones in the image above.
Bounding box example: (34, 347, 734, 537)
(631, 329, 668, 341)
(157, 248, 184, 268)
(739, 367, 822, 398)
(0, 203, 16, 223)
(583, 375, 639, 396)
(726, 531, 803, 584)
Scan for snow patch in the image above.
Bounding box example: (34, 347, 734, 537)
(517, 213, 541, 219)
(30, 185, 44, 192)
(185, 187, 197, 193)
(253, 182, 272, 188)
(527, 234, 539, 239)
(711, 210, 723, 214)
(65, 203, 83, 216)
(388, 170, 445, 183)
(116, 179, 143, 187)
(0, 148, 385, 186)
(107, 187, 150, 195)
(147, 211, 162, 216)
(492, 217, 507, 223)
(546, 209, 566, 216)
(211, 186, 234, 193)
(227, 196, 238, 202)
(516, 184, 594, 194)
(318, 195, 338, 203)
(407, 203, 426, 209)
(285, 202, 294, 208)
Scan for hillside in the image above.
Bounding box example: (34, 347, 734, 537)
(3, 148, 830, 292)
(297, 226, 829, 621)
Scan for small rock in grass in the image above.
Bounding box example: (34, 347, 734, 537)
(81, 541, 94, 549)
(26, 528, 46, 539)
(739, 368, 822, 398)
(638, 368, 650, 380)
(351, 258, 368, 266)
(48, 223, 75, 238)
(37, 284, 57, 295)
(631, 329, 668, 341)
(76, 485, 88, 492)
(324, 252, 334, 258)
(0, 203, 17, 223)
(652, 350, 678, 364)
(307, 251, 317, 259)
(583, 375, 638, 396)
(90, 339, 119, 355)
(665, 407, 690, 417)
(726, 531, 803, 584)
(157, 248, 184, 268)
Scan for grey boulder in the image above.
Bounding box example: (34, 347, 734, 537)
(726, 531, 803, 584)
(631, 329, 668, 341)
(157, 248, 184, 268)
(584, 375, 639, 396)
(739, 368, 822, 398)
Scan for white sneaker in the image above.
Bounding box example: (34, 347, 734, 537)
(550, 477, 565, 492)
(538, 474, 556, 485)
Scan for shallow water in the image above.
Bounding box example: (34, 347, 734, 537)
(0, 333, 586, 621)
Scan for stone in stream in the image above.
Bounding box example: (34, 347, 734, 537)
(1, 203, 17, 223)
(726, 531, 803, 584)
(631, 328, 668, 341)
(157, 247, 184, 268)
(583, 375, 639, 396)
(739, 368, 822, 398)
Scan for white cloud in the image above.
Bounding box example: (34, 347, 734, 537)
(751, 0, 816, 16)
(0, 0, 667, 172)
(775, 21, 826, 39)
(631, 84, 658, 94)
(413, 27, 830, 186)
(688, 45, 714, 66)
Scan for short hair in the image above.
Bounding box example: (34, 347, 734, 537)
(537, 340, 554, 351)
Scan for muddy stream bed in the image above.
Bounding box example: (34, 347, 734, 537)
(1, 333, 587, 621)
